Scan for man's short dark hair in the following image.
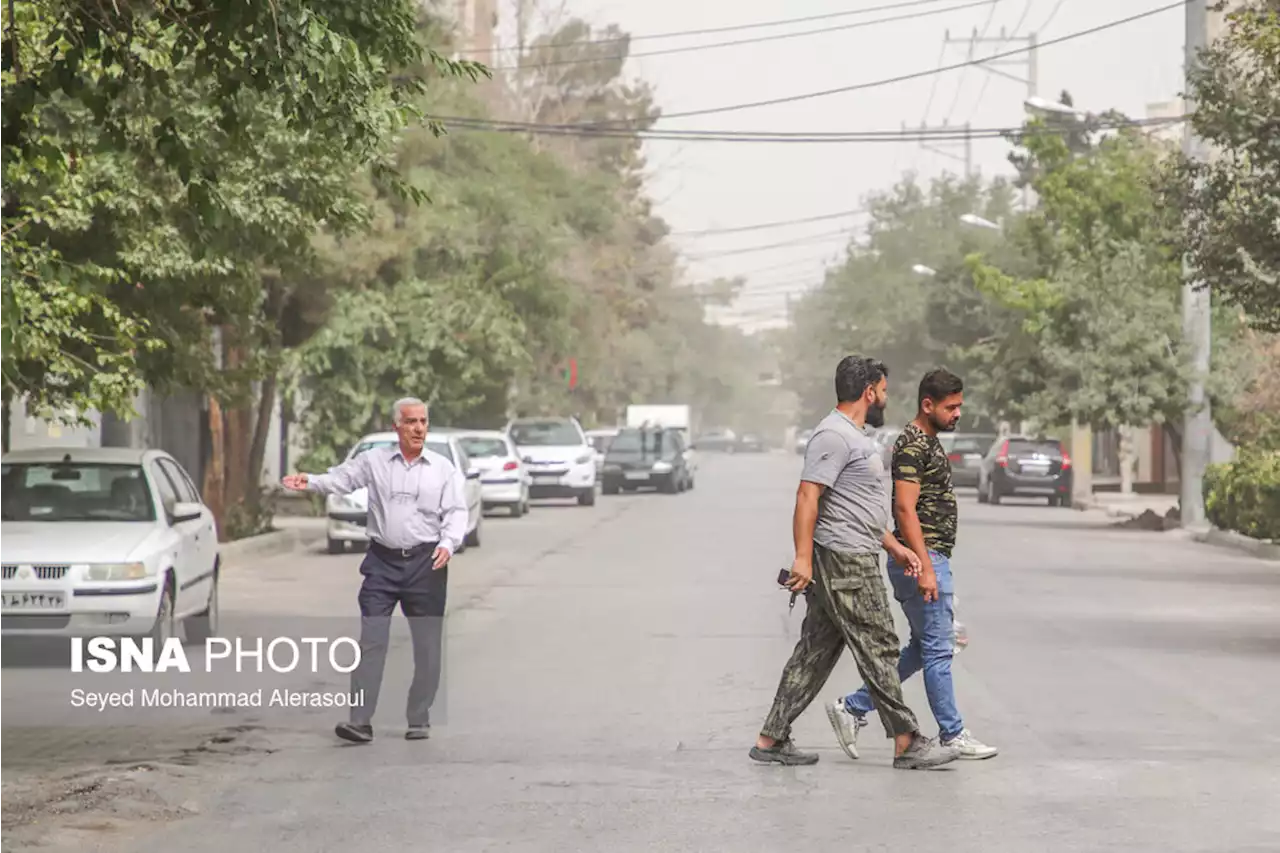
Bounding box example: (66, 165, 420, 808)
(835, 355, 888, 403)
(918, 368, 964, 409)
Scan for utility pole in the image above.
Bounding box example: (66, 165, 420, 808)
(905, 120, 972, 177)
(1180, 0, 1212, 527)
(944, 26, 1039, 206)
(944, 26, 1039, 101)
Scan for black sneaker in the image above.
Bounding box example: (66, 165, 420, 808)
(749, 739, 819, 766)
(892, 733, 960, 770)
(335, 722, 374, 743)
(405, 725, 430, 740)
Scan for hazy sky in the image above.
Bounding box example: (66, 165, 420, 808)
(503, 0, 1188, 330)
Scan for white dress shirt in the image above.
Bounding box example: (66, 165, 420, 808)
(306, 444, 469, 554)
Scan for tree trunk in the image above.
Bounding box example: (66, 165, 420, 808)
(1, 390, 10, 454)
(202, 395, 227, 540)
(222, 344, 252, 512)
(246, 372, 277, 511)
(1119, 425, 1136, 495)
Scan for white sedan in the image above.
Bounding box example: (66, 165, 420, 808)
(325, 431, 484, 554)
(449, 429, 531, 517)
(1, 446, 220, 644)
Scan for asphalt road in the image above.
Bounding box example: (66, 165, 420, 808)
(4, 451, 1280, 853)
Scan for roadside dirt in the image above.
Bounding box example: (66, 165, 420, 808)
(1, 723, 279, 853)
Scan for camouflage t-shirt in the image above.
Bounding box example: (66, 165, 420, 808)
(891, 422, 958, 558)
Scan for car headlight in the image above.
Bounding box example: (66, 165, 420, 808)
(84, 563, 150, 581)
(574, 454, 593, 465)
(652, 461, 673, 473)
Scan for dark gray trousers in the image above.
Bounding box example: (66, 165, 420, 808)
(349, 542, 447, 727)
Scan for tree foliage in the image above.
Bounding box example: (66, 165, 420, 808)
(1, 0, 483, 420)
(1163, 0, 1280, 332)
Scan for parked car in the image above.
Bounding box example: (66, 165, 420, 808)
(600, 427, 693, 494)
(585, 428, 619, 482)
(736, 432, 766, 453)
(325, 431, 484, 553)
(452, 429, 531, 518)
(977, 435, 1074, 507)
(1, 447, 220, 644)
(692, 428, 737, 452)
(940, 432, 999, 489)
(874, 427, 902, 468)
(794, 429, 813, 455)
(506, 417, 597, 506)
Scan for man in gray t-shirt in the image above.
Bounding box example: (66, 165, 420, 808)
(802, 409, 891, 555)
(750, 356, 960, 771)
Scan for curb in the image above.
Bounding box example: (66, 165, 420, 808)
(1191, 526, 1280, 563)
(217, 524, 327, 567)
(1075, 498, 1280, 562)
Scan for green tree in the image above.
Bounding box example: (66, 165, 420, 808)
(1162, 0, 1280, 332)
(1, 0, 482, 424)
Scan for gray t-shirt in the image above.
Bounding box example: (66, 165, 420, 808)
(800, 410, 891, 554)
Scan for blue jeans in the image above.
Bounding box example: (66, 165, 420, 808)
(843, 551, 963, 740)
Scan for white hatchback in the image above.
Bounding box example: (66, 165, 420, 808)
(450, 430, 531, 517)
(1, 447, 220, 644)
(325, 432, 484, 553)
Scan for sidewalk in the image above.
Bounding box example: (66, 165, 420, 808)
(1075, 491, 1280, 562)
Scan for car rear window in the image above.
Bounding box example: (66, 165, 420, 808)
(1007, 439, 1063, 456)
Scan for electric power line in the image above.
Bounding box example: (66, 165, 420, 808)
(487, 0, 998, 71)
(685, 228, 859, 261)
(669, 207, 868, 236)
(462, 0, 977, 55)
(484, 0, 1192, 127)
(440, 113, 1184, 143)
(1038, 0, 1069, 33)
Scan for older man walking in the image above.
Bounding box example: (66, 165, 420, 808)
(282, 397, 469, 743)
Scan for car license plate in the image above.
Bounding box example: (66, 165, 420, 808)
(2, 591, 65, 609)
(1021, 462, 1050, 476)
(624, 471, 649, 481)
(533, 475, 560, 485)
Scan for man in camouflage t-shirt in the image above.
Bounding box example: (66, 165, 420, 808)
(831, 368, 999, 761)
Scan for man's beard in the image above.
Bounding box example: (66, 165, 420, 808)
(867, 402, 886, 429)
(930, 412, 958, 432)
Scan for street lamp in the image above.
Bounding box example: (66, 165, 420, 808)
(959, 213, 1001, 231)
(911, 264, 937, 276)
(1023, 96, 1089, 120)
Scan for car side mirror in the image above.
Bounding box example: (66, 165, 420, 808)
(171, 501, 203, 523)
(466, 467, 481, 480)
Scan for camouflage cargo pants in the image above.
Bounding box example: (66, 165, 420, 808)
(761, 544, 919, 741)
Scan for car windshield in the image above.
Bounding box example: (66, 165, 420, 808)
(1, 463, 155, 522)
(459, 437, 508, 458)
(509, 421, 582, 446)
(351, 439, 454, 464)
(352, 440, 397, 458)
(425, 441, 454, 464)
(608, 429, 666, 456)
(944, 434, 997, 455)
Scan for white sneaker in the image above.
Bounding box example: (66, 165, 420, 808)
(942, 728, 998, 759)
(825, 698, 868, 760)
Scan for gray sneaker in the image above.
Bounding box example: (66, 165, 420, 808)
(749, 738, 819, 766)
(825, 698, 868, 760)
(892, 733, 961, 770)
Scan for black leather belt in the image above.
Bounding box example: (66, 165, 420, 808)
(370, 540, 437, 561)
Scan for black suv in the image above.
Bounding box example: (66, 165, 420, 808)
(601, 427, 692, 494)
(978, 436, 1074, 507)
